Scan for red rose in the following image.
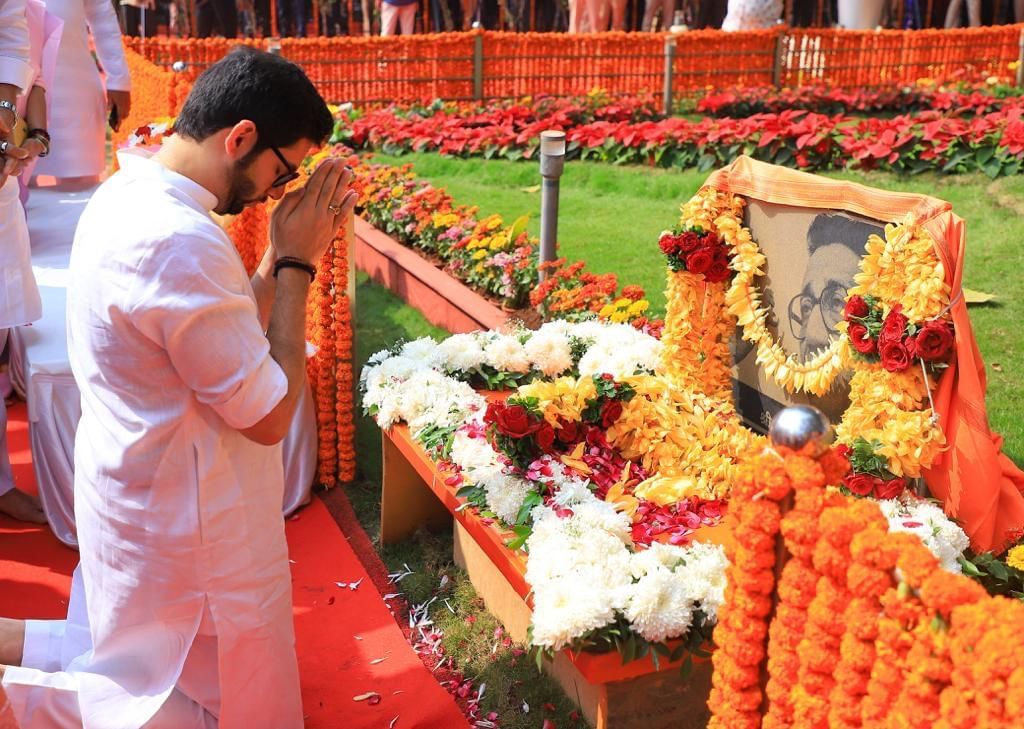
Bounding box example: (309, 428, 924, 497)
(915, 320, 954, 362)
(658, 234, 679, 256)
(848, 323, 877, 355)
(493, 404, 540, 438)
(686, 248, 714, 276)
(835, 443, 853, 460)
(880, 340, 912, 372)
(536, 423, 556, 452)
(704, 248, 732, 283)
(873, 477, 908, 500)
(556, 419, 580, 444)
(600, 399, 623, 428)
(879, 306, 909, 345)
(844, 295, 869, 320)
(699, 231, 719, 249)
(843, 473, 875, 496)
(679, 232, 701, 253)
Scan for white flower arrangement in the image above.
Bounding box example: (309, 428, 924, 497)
(526, 494, 729, 650)
(361, 321, 723, 654)
(879, 496, 970, 573)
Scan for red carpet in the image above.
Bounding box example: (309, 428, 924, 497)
(1, 402, 467, 729)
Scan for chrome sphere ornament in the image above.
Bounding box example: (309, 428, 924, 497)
(769, 405, 833, 456)
(171, 60, 188, 73)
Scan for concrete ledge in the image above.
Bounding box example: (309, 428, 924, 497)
(354, 217, 510, 334)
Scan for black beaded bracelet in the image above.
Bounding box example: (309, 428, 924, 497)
(272, 256, 316, 283)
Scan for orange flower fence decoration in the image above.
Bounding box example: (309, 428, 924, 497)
(124, 27, 1021, 106)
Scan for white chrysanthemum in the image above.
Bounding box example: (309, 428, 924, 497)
(551, 477, 595, 508)
(677, 542, 730, 621)
(530, 571, 618, 650)
(568, 499, 634, 545)
(400, 337, 444, 369)
(483, 334, 531, 374)
(361, 354, 424, 391)
(524, 329, 573, 377)
(630, 542, 691, 579)
(402, 371, 484, 432)
(577, 326, 663, 378)
(623, 566, 694, 643)
(480, 472, 533, 525)
(880, 498, 969, 573)
(450, 431, 503, 484)
(437, 333, 486, 372)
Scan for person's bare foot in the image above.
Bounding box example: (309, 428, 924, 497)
(0, 618, 25, 667)
(0, 489, 46, 524)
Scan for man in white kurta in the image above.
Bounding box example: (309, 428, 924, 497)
(0, 0, 47, 524)
(0, 47, 356, 728)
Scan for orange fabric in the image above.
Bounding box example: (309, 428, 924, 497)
(705, 156, 1024, 553)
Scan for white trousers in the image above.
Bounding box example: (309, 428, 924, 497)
(380, 2, 416, 35)
(2, 569, 217, 729)
(1, 329, 13, 498)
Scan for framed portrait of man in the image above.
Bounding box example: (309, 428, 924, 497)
(730, 201, 885, 431)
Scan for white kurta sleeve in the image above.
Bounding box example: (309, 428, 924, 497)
(0, 0, 32, 91)
(127, 234, 289, 431)
(84, 0, 131, 91)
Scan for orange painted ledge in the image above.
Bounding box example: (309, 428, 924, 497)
(354, 217, 510, 334)
(384, 423, 721, 686)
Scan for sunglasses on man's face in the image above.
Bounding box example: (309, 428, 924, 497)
(269, 145, 300, 188)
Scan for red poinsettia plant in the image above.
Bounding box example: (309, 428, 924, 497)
(657, 226, 733, 283)
(844, 295, 954, 373)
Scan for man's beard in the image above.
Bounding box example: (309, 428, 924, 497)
(218, 156, 262, 216)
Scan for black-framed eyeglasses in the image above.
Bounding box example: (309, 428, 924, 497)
(269, 145, 300, 188)
(788, 282, 848, 342)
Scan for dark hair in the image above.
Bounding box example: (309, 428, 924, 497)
(806, 213, 884, 258)
(174, 46, 332, 151)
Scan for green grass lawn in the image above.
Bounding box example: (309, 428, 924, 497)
(367, 152, 1024, 466)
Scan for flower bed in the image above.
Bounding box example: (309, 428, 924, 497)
(690, 81, 1023, 117)
(339, 146, 663, 334)
(342, 92, 1024, 177)
(362, 320, 972, 664)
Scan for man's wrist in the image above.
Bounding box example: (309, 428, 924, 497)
(274, 264, 314, 286)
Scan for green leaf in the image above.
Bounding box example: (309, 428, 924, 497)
(508, 213, 531, 242)
(989, 560, 1011, 581)
(697, 152, 717, 172)
(679, 654, 694, 679)
(669, 643, 688, 663)
(505, 524, 533, 552)
(959, 558, 987, 578)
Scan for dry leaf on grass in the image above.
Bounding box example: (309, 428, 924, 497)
(964, 288, 996, 304)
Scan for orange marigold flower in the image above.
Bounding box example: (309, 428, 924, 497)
(919, 572, 987, 618)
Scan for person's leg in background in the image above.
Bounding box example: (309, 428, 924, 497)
(211, 0, 238, 36)
(120, 4, 141, 36)
(380, 0, 401, 33)
(0, 329, 45, 524)
(195, 0, 214, 36)
(397, 0, 416, 32)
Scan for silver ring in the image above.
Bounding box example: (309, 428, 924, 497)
(328, 203, 342, 215)
(0, 140, 7, 155)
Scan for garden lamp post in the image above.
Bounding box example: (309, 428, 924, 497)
(538, 130, 566, 283)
